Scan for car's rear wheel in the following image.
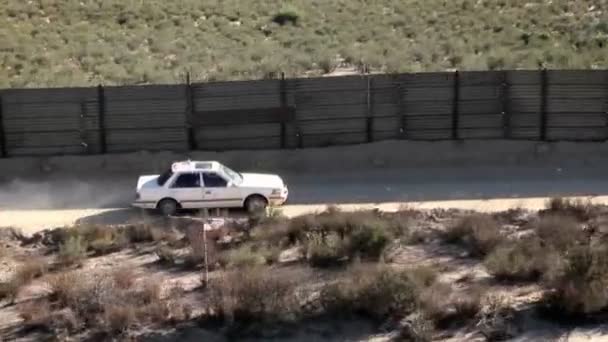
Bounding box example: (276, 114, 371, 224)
(157, 198, 178, 216)
(245, 195, 268, 214)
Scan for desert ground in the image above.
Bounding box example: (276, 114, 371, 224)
(2, 164, 608, 341)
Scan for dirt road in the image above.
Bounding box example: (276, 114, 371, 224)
(2, 165, 608, 234)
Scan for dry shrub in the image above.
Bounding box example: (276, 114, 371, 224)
(155, 245, 177, 265)
(104, 304, 136, 334)
(478, 294, 518, 341)
(399, 312, 434, 342)
(347, 220, 392, 260)
(319, 265, 419, 321)
(16, 258, 47, 282)
(0, 258, 48, 302)
(444, 214, 503, 256)
(535, 215, 586, 252)
(112, 267, 136, 290)
(305, 233, 348, 268)
(139, 278, 162, 305)
(420, 283, 482, 328)
(57, 235, 87, 267)
(210, 267, 297, 323)
(546, 197, 596, 221)
(541, 244, 608, 317)
(484, 238, 548, 282)
(408, 265, 438, 289)
(47, 272, 79, 307)
(18, 300, 53, 332)
(219, 244, 268, 269)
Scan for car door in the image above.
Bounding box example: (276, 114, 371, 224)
(168, 172, 204, 208)
(202, 172, 242, 208)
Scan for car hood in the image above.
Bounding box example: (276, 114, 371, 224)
(239, 173, 284, 189)
(137, 175, 160, 191)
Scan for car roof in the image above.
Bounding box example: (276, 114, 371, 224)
(171, 160, 220, 173)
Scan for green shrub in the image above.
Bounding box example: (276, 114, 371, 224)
(272, 7, 300, 26)
(443, 214, 503, 256)
(347, 221, 392, 260)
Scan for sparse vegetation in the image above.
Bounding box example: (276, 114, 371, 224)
(2, 0, 607, 87)
(443, 214, 503, 256)
(8, 202, 608, 340)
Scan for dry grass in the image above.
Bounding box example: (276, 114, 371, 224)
(209, 267, 298, 323)
(319, 264, 421, 321)
(541, 244, 608, 316)
(46, 271, 82, 308)
(535, 215, 587, 252)
(103, 304, 136, 334)
(443, 214, 503, 257)
(57, 235, 87, 267)
(484, 238, 548, 282)
(112, 267, 136, 290)
(419, 284, 482, 328)
(0, 257, 48, 303)
(18, 300, 53, 331)
(545, 197, 598, 221)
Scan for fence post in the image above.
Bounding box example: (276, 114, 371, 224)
(501, 71, 511, 139)
(279, 72, 287, 148)
(366, 75, 373, 143)
(452, 71, 460, 140)
(185, 72, 197, 150)
(0, 93, 6, 158)
(540, 68, 548, 141)
(97, 85, 107, 154)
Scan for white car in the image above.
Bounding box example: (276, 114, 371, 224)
(132, 160, 289, 216)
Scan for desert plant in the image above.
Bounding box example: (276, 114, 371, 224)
(47, 271, 82, 308)
(104, 304, 136, 334)
(18, 300, 53, 332)
(0, 258, 50, 302)
(546, 197, 596, 221)
(57, 235, 87, 267)
(319, 265, 420, 320)
(155, 245, 177, 265)
(138, 278, 162, 305)
(419, 283, 482, 328)
(535, 215, 586, 252)
(219, 244, 267, 269)
(112, 267, 136, 290)
(347, 220, 392, 260)
(484, 238, 547, 281)
(209, 268, 298, 323)
(305, 233, 348, 268)
(443, 214, 503, 256)
(541, 244, 608, 316)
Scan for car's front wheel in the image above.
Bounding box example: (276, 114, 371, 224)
(245, 195, 268, 214)
(157, 198, 178, 216)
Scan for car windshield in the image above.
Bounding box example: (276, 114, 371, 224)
(220, 164, 243, 185)
(157, 168, 173, 186)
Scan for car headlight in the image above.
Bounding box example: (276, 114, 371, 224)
(271, 189, 282, 195)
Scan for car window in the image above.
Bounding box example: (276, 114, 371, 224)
(171, 173, 200, 188)
(203, 173, 228, 188)
(157, 169, 173, 186)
